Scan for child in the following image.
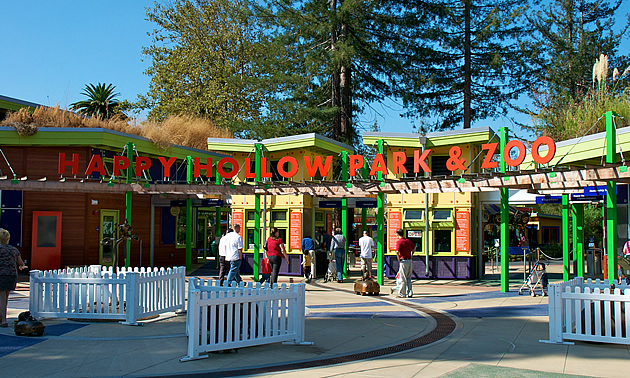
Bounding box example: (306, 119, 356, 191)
(260, 256, 271, 285)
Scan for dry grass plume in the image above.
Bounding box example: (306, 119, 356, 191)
(0, 106, 232, 150)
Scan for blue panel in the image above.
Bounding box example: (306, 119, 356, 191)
(319, 200, 342, 208)
(0, 208, 23, 247)
(1, 190, 23, 208)
(148, 157, 163, 183)
(356, 200, 377, 208)
(161, 208, 176, 245)
(618, 184, 628, 204)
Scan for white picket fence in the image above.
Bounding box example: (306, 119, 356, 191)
(181, 279, 311, 361)
(29, 265, 186, 325)
(546, 277, 630, 344)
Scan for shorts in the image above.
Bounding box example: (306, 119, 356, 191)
(0, 275, 17, 291)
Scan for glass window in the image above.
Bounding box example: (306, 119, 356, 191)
(404, 210, 423, 220)
(433, 210, 452, 221)
(247, 229, 255, 249)
(176, 207, 189, 247)
(431, 156, 451, 176)
(247, 211, 256, 221)
(406, 230, 422, 252)
(315, 211, 324, 222)
(278, 228, 287, 243)
(434, 229, 452, 252)
(402, 158, 417, 178)
(271, 211, 287, 221)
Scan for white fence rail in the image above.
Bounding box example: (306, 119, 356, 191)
(546, 277, 630, 344)
(182, 279, 311, 361)
(29, 266, 185, 325)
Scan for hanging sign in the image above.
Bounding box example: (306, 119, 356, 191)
(455, 211, 470, 252)
(356, 200, 378, 208)
(319, 200, 342, 208)
(584, 186, 608, 196)
(232, 212, 244, 237)
(570, 194, 604, 202)
(290, 212, 302, 250)
(536, 196, 562, 204)
(388, 212, 401, 251)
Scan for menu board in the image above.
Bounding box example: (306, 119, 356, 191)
(232, 211, 244, 237)
(290, 212, 302, 250)
(455, 210, 470, 252)
(388, 212, 401, 251)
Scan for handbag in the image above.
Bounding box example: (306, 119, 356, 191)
(261, 257, 271, 274)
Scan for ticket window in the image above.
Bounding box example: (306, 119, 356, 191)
(432, 210, 453, 254)
(270, 210, 288, 245)
(407, 230, 423, 253)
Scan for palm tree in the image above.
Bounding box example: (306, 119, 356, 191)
(70, 83, 120, 119)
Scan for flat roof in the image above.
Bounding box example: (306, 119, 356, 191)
(207, 133, 354, 155)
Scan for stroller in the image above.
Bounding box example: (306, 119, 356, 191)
(323, 250, 337, 283)
(518, 261, 548, 297)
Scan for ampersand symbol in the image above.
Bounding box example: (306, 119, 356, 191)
(446, 146, 466, 172)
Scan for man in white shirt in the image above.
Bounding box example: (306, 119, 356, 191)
(225, 224, 244, 285)
(218, 229, 231, 285)
(358, 230, 376, 280)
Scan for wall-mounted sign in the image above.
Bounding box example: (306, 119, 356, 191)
(57, 135, 557, 182)
(289, 212, 302, 250)
(319, 200, 342, 208)
(407, 230, 422, 238)
(388, 212, 401, 251)
(455, 211, 470, 252)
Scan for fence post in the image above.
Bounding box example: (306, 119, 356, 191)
(549, 283, 563, 342)
(180, 285, 208, 361)
(121, 272, 140, 325)
(29, 270, 41, 316)
(176, 267, 186, 314)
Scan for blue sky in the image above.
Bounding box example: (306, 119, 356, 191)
(1, 1, 625, 140)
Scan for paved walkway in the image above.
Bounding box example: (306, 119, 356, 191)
(1, 261, 629, 377)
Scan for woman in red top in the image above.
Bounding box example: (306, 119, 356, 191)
(266, 228, 289, 286)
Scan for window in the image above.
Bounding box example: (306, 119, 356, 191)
(433, 210, 452, 221)
(270, 160, 292, 182)
(434, 229, 452, 252)
(278, 228, 287, 243)
(315, 211, 324, 222)
(245, 159, 256, 183)
(431, 156, 451, 176)
(247, 229, 255, 249)
(542, 227, 559, 244)
(271, 211, 287, 221)
(247, 210, 256, 221)
(175, 207, 195, 247)
(402, 158, 418, 179)
(407, 230, 423, 252)
(404, 210, 424, 220)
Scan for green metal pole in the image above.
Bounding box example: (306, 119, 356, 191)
(605, 111, 618, 282)
(572, 203, 584, 277)
(341, 151, 349, 278)
(377, 140, 385, 285)
(361, 166, 368, 233)
(254, 144, 262, 281)
(125, 142, 133, 268)
(214, 165, 222, 269)
(562, 194, 570, 281)
(185, 156, 193, 272)
(499, 128, 509, 292)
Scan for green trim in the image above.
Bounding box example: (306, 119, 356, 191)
(572, 204, 584, 277)
(562, 194, 570, 281)
(0, 99, 37, 112)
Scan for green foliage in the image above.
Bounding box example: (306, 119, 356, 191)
(583, 204, 603, 240)
(70, 83, 121, 119)
(139, 0, 271, 136)
(398, 0, 535, 131)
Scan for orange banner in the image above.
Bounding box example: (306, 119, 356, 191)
(232, 211, 244, 238)
(455, 210, 470, 252)
(290, 212, 302, 250)
(388, 212, 401, 251)
(326, 213, 332, 234)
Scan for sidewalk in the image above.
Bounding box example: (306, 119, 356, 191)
(1, 261, 628, 377)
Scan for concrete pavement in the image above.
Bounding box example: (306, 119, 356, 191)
(1, 261, 629, 377)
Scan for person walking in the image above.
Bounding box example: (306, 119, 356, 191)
(331, 228, 346, 283)
(358, 230, 376, 280)
(0, 228, 28, 327)
(225, 224, 244, 286)
(395, 228, 415, 298)
(266, 227, 289, 287)
(301, 235, 316, 281)
(218, 228, 232, 285)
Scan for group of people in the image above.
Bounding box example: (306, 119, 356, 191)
(217, 225, 289, 287)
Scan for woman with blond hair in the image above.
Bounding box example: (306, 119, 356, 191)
(0, 228, 28, 327)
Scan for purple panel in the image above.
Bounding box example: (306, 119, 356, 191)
(240, 253, 302, 276)
(384, 255, 475, 279)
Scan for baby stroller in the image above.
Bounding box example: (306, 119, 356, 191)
(323, 250, 337, 283)
(518, 261, 548, 297)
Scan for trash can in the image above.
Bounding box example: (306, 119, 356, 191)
(314, 250, 328, 278)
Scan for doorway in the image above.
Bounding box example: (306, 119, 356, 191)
(99, 209, 119, 266)
(197, 215, 208, 263)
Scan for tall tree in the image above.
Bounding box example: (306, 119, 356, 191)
(71, 83, 120, 119)
(257, 0, 425, 145)
(139, 0, 270, 136)
(397, 0, 534, 131)
(526, 0, 628, 107)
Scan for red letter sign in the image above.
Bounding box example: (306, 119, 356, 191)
(278, 156, 299, 178)
(392, 151, 407, 175)
(304, 155, 332, 178)
(135, 156, 152, 177)
(531, 136, 556, 165)
(85, 155, 107, 176)
(58, 153, 79, 175)
(113, 156, 130, 177)
(158, 157, 177, 178)
(349, 155, 365, 176)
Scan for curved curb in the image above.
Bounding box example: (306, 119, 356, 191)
(163, 281, 456, 378)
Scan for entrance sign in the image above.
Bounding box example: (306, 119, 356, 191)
(356, 200, 377, 208)
(584, 186, 608, 196)
(319, 200, 342, 208)
(232, 212, 244, 237)
(536, 196, 562, 204)
(58, 135, 556, 181)
(455, 211, 470, 252)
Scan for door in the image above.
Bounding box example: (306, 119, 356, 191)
(196, 216, 208, 263)
(99, 210, 119, 266)
(31, 211, 62, 270)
